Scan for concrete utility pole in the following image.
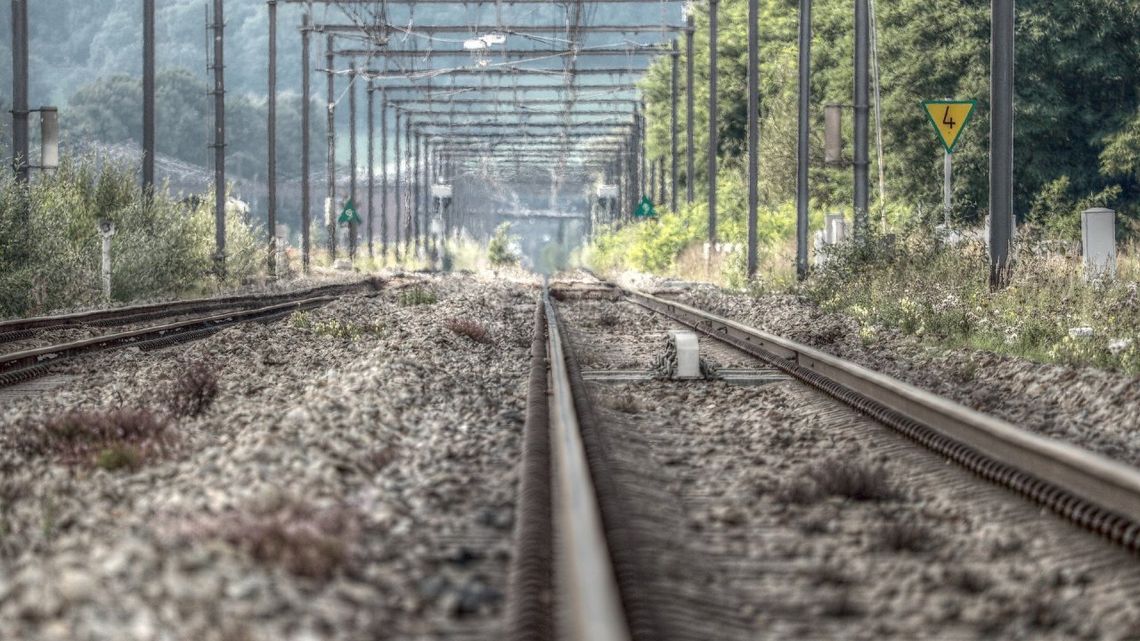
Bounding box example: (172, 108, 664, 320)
(212, 0, 226, 278)
(413, 131, 421, 253)
(627, 135, 637, 216)
(425, 141, 433, 252)
(428, 142, 434, 232)
(422, 137, 429, 246)
(300, 12, 312, 273)
(685, 11, 695, 204)
(367, 79, 375, 259)
(11, 0, 28, 183)
(797, 0, 811, 280)
(380, 89, 389, 260)
(671, 40, 680, 213)
(143, 0, 156, 193)
(405, 121, 413, 253)
(659, 157, 666, 206)
(708, 0, 719, 253)
(421, 137, 428, 249)
(990, 0, 1015, 287)
(853, 0, 870, 240)
(348, 63, 358, 259)
(652, 157, 661, 204)
(395, 109, 402, 259)
(266, 0, 277, 277)
(325, 35, 337, 260)
(639, 104, 647, 197)
(619, 138, 627, 217)
(746, 0, 759, 279)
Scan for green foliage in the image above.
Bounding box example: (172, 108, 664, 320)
(488, 223, 520, 267)
(95, 445, 143, 472)
(66, 69, 322, 181)
(1027, 176, 1122, 241)
(806, 229, 1140, 374)
(588, 167, 821, 288)
(398, 287, 438, 307)
(635, 0, 1140, 240)
(290, 311, 383, 339)
(0, 158, 260, 317)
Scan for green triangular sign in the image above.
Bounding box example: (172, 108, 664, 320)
(633, 195, 657, 219)
(338, 199, 362, 225)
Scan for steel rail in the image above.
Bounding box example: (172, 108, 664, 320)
(0, 297, 334, 376)
(504, 302, 555, 641)
(623, 285, 1140, 551)
(543, 294, 631, 641)
(0, 280, 379, 342)
(0, 284, 378, 388)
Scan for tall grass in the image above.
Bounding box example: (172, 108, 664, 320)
(808, 229, 1140, 374)
(587, 193, 1140, 373)
(0, 158, 260, 317)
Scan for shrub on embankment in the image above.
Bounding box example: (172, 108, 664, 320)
(589, 201, 1140, 373)
(0, 158, 260, 317)
(586, 168, 824, 288)
(806, 228, 1140, 374)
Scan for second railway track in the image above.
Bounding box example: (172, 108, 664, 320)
(510, 278, 1140, 640)
(0, 278, 382, 388)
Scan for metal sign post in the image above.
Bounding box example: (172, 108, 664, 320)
(990, 0, 1015, 288)
(796, 0, 812, 280)
(943, 151, 952, 225)
(707, 0, 719, 256)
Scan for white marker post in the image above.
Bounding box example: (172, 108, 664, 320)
(97, 220, 116, 303)
(1081, 208, 1116, 279)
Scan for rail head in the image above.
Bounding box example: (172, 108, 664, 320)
(0, 278, 380, 333)
(544, 295, 631, 641)
(0, 296, 335, 373)
(622, 285, 1140, 526)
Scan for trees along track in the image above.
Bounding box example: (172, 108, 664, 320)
(0, 278, 383, 387)
(508, 282, 1140, 641)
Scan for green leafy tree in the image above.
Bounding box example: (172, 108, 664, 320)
(636, 0, 1140, 237)
(488, 223, 519, 267)
(0, 158, 260, 317)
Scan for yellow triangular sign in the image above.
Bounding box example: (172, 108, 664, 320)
(922, 100, 977, 154)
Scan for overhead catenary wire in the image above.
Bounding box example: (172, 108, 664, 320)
(287, 0, 682, 245)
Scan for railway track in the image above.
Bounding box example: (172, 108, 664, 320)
(509, 280, 1140, 640)
(0, 278, 382, 388)
(0, 280, 378, 345)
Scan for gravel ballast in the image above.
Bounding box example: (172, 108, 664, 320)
(619, 275, 1140, 468)
(557, 291, 1140, 640)
(0, 273, 537, 640)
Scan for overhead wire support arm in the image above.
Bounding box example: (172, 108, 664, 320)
(361, 68, 660, 79)
(375, 84, 642, 93)
(284, 0, 686, 3)
(333, 48, 679, 58)
(313, 24, 694, 35)
(394, 108, 637, 117)
(387, 99, 640, 108)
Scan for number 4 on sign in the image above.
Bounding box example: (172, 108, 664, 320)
(921, 100, 977, 154)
